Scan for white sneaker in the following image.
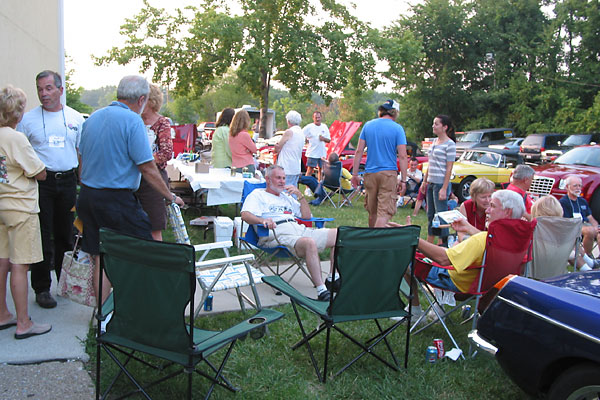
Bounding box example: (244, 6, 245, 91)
(304, 187, 313, 198)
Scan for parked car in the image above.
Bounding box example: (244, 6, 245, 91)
(487, 137, 524, 156)
(469, 271, 600, 399)
(454, 128, 514, 159)
(340, 141, 428, 174)
(529, 145, 600, 221)
(198, 121, 216, 140)
(519, 133, 567, 163)
(541, 132, 600, 163)
(422, 147, 521, 202)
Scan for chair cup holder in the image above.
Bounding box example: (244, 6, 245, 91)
(248, 317, 267, 340)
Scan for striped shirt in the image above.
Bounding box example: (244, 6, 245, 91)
(427, 139, 455, 184)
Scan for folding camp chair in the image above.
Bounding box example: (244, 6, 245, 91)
(411, 219, 536, 358)
(527, 216, 582, 279)
(321, 161, 355, 208)
(262, 225, 421, 382)
(239, 181, 332, 283)
(96, 228, 283, 400)
(165, 203, 265, 317)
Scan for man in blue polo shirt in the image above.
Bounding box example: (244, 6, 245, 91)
(77, 75, 182, 303)
(559, 175, 600, 256)
(351, 100, 408, 227)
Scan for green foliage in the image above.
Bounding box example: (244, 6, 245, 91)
(64, 68, 93, 114)
(96, 0, 378, 137)
(80, 86, 116, 111)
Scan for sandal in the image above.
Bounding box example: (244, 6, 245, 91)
(14, 322, 52, 340)
(0, 316, 17, 330)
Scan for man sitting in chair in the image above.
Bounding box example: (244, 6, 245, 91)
(241, 165, 337, 301)
(390, 190, 526, 318)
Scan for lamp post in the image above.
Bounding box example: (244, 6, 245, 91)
(486, 52, 496, 89)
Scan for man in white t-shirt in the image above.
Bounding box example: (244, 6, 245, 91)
(302, 111, 330, 181)
(241, 165, 336, 301)
(18, 70, 85, 309)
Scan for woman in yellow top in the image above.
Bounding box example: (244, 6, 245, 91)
(0, 86, 51, 339)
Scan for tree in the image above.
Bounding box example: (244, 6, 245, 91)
(97, 0, 378, 137)
(64, 63, 93, 114)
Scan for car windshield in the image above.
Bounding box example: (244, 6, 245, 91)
(458, 132, 482, 142)
(563, 135, 590, 146)
(555, 147, 600, 167)
(461, 151, 501, 167)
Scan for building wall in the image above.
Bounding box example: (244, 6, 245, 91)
(0, 0, 62, 112)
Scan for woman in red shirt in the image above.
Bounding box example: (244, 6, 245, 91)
(457, 177, 495, 241)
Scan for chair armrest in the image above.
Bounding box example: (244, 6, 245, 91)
(193, 241, 233, 252)
(195, 254, 255, 270)
(296, 217, 334, 229)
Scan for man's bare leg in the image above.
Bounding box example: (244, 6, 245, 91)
(295, 237, 324, 287)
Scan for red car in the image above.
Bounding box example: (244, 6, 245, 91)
(529, 145, 600, 221)
(340, 141, 428, 174)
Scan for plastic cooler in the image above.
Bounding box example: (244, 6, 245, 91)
(214, 216, 234, 242)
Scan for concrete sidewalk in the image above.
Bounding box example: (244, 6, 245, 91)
(0, 262, 325, 399)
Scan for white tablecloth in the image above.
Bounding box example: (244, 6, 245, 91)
(169, 159, 263, 206)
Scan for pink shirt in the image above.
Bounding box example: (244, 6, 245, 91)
(229, 130, 257, 168)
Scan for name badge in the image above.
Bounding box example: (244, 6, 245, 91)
(573, 212, 582, 220)
(49, 135, 65, 148)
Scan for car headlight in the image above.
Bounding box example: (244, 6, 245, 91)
(450, 172, 455, 180)
(559, 179, 567, 190)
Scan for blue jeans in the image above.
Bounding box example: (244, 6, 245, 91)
(426, 266, 459, 292)
(426, 183, 452, 238)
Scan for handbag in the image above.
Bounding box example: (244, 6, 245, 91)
(58, 233, 96, 307)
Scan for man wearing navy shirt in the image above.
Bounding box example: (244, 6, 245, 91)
(559, 175, 599, 256)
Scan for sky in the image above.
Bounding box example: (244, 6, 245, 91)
(64, 0, 415, 90)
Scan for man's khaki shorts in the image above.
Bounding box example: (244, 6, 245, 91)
(258, 221, 330, 256)
(363, 170, 398, 219)
(0, 210, 43, 265)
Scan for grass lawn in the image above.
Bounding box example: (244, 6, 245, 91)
(85, 191, 528, 399)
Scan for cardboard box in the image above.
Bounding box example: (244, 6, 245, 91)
(195, 162, 210, 173)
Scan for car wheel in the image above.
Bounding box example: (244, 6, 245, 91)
(457, 177, 474, 202)
(547, 363, 600, 400)
(591, 189, 600, 223)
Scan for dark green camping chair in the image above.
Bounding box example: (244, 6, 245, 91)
(95, 228, 283, 400)
(262, 225, 420, 382)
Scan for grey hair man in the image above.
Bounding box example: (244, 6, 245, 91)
(275, 110, 305, 187)
(392, 190, 526, 317)
(559, 175, 600, 256)
(241, 165, 337, 301)
(76, 75, 183, 304)
(506, 164, 535, 221)
(17, 70, 85, 309)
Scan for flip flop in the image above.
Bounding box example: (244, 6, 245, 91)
(14, 322, 52, 340)
(0, 316, 17, 330)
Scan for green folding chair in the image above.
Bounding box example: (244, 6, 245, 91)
(96, 228, 283, 399)
(262, 225, 420, 382)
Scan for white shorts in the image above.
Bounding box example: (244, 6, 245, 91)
(258, 221, 330, 256)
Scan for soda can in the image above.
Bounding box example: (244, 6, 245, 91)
(204, 294, 213, 311)
(433, 338, 445, 359)
(426, 346, 438, 363)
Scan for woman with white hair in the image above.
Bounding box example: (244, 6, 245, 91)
(275, 110, 305, 187)
(0, 86, 51, 339)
